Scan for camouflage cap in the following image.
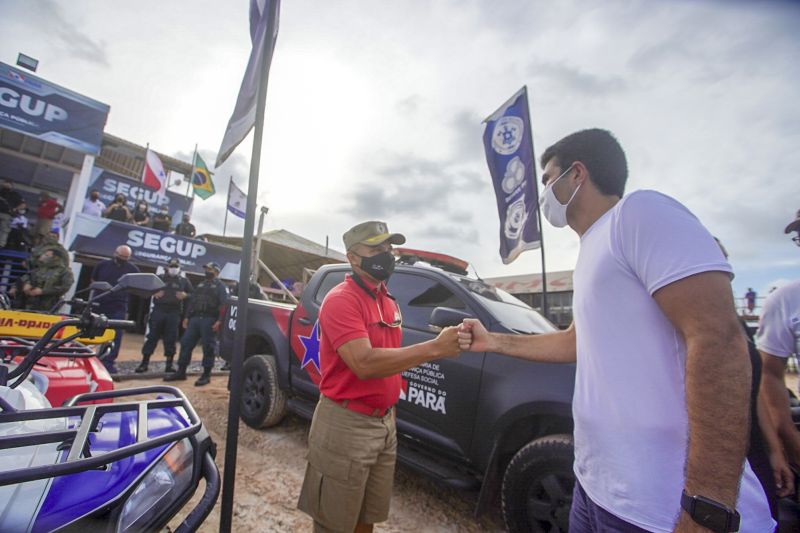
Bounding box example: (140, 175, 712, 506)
(343, 221, 406, 251)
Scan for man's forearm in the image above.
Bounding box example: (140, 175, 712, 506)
(761, 370, 800, 461)
(353, 340, 452, 379)
(683, 332, 751, 507)
(488, 327, 576, 364)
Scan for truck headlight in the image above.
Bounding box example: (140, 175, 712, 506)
(116, 438, 194, 532)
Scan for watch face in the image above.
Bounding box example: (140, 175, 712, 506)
(692, 497, 730, 532)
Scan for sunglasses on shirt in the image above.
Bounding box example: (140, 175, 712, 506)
(376, 298, 402, 328)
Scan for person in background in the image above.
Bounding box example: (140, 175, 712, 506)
(50, 204, 66, 238)
(165, 262, 228, 386)
(82, 189, 106, 217)
(745, 287, 757, 315)
(91, 245, 140, 374)
(19, 249, 74, 312)
(35, 192, 59, 237)
(174, 213, 196, 238)
(103, 194, 133, 223)
(757, 209, 800, 514)
(0, 179, 24, 248)
(30, 231, 69, 268)
(152, 205, 172, 232)
(133, 200, 151, 227)
(136, 258, 193, 374)
(6, 202, 31, 252)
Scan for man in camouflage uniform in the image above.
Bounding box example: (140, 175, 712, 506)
(20, 249, 74, 312)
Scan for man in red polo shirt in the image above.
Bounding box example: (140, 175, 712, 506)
(298, 220, 460, 533)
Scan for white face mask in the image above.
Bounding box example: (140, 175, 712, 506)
(167, 267, 180, 276)
(539, 165, 580, 228)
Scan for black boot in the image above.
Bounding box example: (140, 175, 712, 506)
(134, 356, 150, 374)
(164, 367, 187, 381)
(164, 357, 175, 373)
(194, 370, 211, 387)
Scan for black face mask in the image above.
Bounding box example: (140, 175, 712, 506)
(356, 251, 395, 281)
(204, 271, 215, 280)
(113, 256, 128, 266)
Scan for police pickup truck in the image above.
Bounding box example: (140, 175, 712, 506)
(219, 255, 576, 532)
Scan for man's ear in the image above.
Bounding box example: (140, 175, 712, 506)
(572, 161, 589, 186)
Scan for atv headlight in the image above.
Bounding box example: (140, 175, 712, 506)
(116, 438, 194, 532)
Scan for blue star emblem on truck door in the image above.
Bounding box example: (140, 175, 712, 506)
(299, 320, 321, 372)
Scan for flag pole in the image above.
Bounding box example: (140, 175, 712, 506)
(521, 86, 548, 319)
(223, 176, 231, 236)
(139, 143, 149, 204)
(186, 143, 197, 197)
(220, 0, 279, 529)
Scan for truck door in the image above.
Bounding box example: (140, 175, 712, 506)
(387, 271, 484, 460)
(288, 269, 347, 400)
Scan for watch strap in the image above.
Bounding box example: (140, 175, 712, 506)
(680, 491, 741, 533)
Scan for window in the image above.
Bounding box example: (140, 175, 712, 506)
(388, 273, 466, 331)
(314, 270, 347, 303)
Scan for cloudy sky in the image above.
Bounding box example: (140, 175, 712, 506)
(2, 0, 798, 300)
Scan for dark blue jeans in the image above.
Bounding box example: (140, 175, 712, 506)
(569, 480, 649, 532)
(141, 308, 181, 359)
(177, 316, 217, 371)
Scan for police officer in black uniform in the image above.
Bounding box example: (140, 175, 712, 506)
(136, 258, 193, 373)
(165, 261, 228, 386)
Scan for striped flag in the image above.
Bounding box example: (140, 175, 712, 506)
(192, 153, 216, 199)
(227, 180, 247, 219)
(142, 149, 167, 192)
(215, 0, 281, 168)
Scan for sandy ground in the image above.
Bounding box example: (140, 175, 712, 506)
(113, 335, 800, 533)
(114, 335, 506, 532)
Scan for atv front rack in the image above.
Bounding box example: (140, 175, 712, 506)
(0, 386, 202, 486)
(0, 336, 97, 359)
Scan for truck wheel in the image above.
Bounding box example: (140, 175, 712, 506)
(501, 434, 574, 533)
(240, 354, 287, 428)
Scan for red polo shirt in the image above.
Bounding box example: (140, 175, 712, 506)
(318, 274, 402, 410)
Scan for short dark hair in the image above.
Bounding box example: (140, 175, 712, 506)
(540, 128, 628, 197)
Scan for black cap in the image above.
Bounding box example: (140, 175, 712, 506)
(168, 258, 180, 267)
(204, 262, 221, 272)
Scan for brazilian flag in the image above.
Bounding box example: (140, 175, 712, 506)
(192, 153, 215, 200)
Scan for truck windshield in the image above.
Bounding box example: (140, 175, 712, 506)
(457, 278, 557, 334)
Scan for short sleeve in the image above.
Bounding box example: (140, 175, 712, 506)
(756, 289, 795, 358)
(614, 191, 732, 295)
(319, 291, 369, 350)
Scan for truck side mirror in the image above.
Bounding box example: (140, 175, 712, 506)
(429, 307, 473, 332)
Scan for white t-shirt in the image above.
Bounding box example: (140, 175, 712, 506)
(756, 280, 800, 359)
(82, 198, 105, 217)
(572, 190, 773, 532)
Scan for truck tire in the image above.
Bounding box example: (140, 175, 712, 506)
(240, 354, 287, 429)
(501, 434, 574, 533)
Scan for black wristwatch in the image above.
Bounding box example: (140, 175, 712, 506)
(680, 491, 741, 533)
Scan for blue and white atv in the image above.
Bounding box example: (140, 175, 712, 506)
(0, 273, 220, 532)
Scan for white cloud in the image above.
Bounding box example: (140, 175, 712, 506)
(0, 0, 798, 288)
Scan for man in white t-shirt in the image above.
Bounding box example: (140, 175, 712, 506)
(459, 129, 773, 532)
(81, 189, 105, 217)
(757, 211, 800, 479)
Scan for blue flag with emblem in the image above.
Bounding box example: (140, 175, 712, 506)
(482, 86, 541, 264)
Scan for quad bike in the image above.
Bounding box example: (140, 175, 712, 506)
(0, 273, 219, 532)
(0, 305, 117, 407)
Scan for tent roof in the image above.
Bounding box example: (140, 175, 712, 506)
(202, 229, 347, 282)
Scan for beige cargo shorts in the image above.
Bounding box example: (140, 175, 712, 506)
(297, 395, 397, 532)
